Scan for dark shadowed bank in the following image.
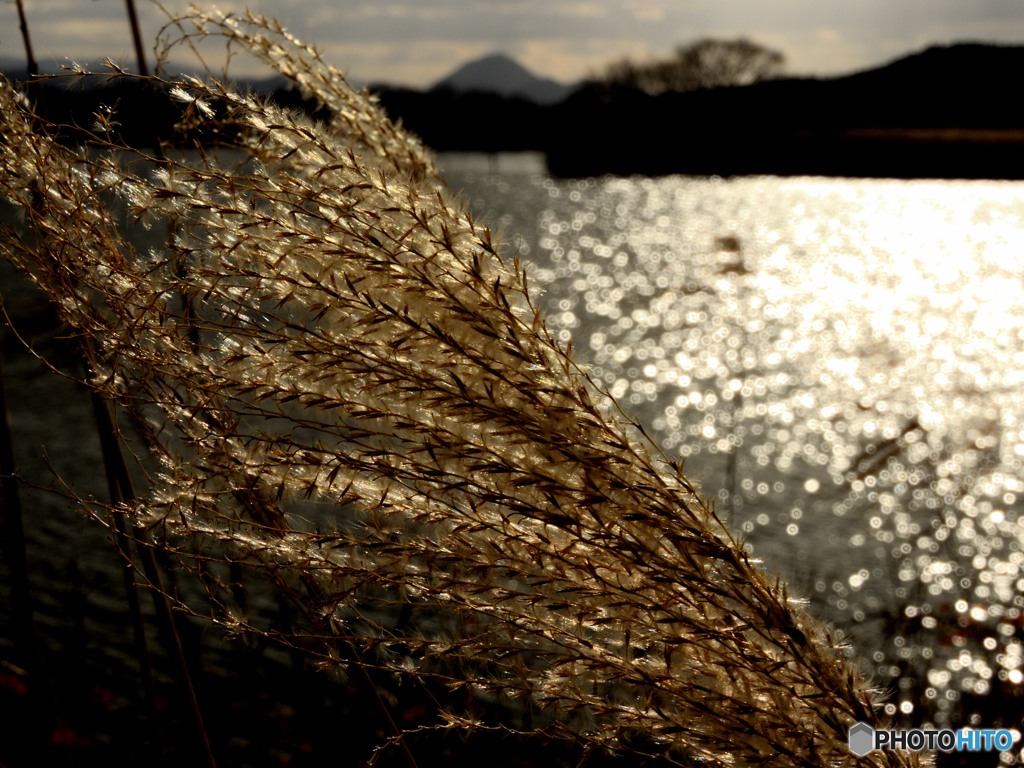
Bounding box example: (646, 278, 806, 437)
(5, 42, 1024, 180)
(391, 42, 1024, 180)
(539, 43, 1024, 180)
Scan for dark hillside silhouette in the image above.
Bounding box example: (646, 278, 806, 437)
(4, 42, 1024, 177)
(831, 43, 1023, 128)
(546, 42, 1024, 178)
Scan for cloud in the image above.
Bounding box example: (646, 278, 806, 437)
(320, 39, 496, 86)
(515, 36, 655, 80)
(625, 2, 671, 22)
(4, 0, 1023, 86)
(553, 3, 609, 18)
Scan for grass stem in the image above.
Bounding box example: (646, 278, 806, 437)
(92, 391, 214, 768)
(124, 0, 150, 77)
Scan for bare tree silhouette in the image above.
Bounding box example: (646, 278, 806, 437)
(596, 38, 785, 96)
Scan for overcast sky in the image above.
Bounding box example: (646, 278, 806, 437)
(5, 0, 1024, 87)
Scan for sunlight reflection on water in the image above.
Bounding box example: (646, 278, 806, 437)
(442, 160, 1024, 730)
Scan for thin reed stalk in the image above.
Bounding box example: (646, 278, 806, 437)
(0, 347, 56, 757)
(0, 8, 926, 766)
(92, 392, 168, 766)
(91, 392, 216, 768)
(13, 0, 45, 115)
(0, 352, 39, 681)
(124, 0, 150, 77)
(14, 0, 38, 80)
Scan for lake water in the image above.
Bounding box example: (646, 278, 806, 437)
(438, 153, 1024, 729)
(5, 148, 1024, 738)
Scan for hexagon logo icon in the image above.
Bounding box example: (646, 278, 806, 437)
(848, 722, 875, 756)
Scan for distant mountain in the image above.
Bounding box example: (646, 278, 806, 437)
(431, 54, 575, 105)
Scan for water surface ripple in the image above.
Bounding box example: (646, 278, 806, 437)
(441, 156, 1024, 730)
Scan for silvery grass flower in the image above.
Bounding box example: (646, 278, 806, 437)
(0, 7, 924, 767)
